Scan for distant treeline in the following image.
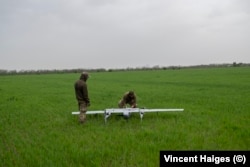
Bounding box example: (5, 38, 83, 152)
(0, 62, 249, 75)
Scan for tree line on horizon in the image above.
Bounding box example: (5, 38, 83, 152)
(0, 62, 249, 75)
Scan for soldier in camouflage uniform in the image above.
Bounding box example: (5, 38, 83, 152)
(118, 91, 137, 108)
(74, 72, 90, 124)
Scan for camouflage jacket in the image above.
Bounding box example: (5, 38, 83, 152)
(74, 79, 90, 105)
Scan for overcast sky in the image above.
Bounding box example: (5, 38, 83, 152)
(1, 0, 250, 70)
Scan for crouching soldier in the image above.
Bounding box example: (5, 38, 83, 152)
(118, 91, 137, 108)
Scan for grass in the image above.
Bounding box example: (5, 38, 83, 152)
(0, 67, 249, 166)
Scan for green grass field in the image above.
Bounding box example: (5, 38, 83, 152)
(0, 67, 249, 166)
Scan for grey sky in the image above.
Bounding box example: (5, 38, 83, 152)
(1, 0, 250, 70)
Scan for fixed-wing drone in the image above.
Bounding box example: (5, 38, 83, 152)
(72, 108, 184, 123)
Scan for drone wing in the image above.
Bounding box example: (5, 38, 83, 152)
(72, 110, 104, 115)
(72, 108, 184, 123)
(140, 108, 184, 112)
(72, 108, 140, 115)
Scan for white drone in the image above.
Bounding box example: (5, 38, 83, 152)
(72, 107, 184, 123)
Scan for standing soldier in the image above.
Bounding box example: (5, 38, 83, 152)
(74, 72, 90, 124)
(118, 91, 137, 108)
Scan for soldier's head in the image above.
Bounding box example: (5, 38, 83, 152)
(128, 91, 135, 97)
(80, 72, 89, 81)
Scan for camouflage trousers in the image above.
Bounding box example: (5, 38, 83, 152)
(78, 102, 87, 123)
(118, 99, 126, 108)
(118, 99, 137, 108)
